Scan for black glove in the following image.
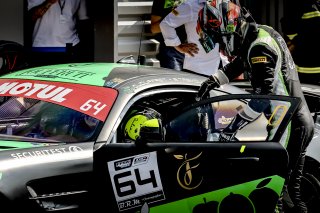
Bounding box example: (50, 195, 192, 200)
(196, 75, 220, 101)
(219, 131, 238, 142)
(219, 113, 251, 142)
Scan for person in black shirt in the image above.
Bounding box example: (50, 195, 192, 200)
(281, 0, 320, 85)
(151, 0, 187, 70)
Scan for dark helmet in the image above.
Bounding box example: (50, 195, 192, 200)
(197, 0, 249, 57)
(123, 107, 164, 142)
(0, 40, 28, 75)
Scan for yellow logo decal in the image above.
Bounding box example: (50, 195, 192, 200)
(240, 145, 246, 153)
(251, 56, 267, 64)
(174, 152, 203, 190)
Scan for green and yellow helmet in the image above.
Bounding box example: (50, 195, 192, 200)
(124, 107, 164, 142)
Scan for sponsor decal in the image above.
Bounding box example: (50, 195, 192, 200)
(0, 80, 72, 103)
(251, 56, 267, 64)
(150, 176, 285, 212)
(174, 152, 203, 190)
(108, 152, 165, 211)
(105, 78, 125, 87)
(19, 69, 94, 80)
(1, 63, 138, 86)
(218, 116, 234, 125)
(0, 79, 117, 121)
(11, 146, 83, 159)
(114, 158, 134, 171)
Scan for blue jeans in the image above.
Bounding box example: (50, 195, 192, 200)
(157, 45, 184, 71)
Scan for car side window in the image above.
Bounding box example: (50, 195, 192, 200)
(116, 92, 198, 143)
(165, 99, 267, 142)
(165, 97, 292, 143)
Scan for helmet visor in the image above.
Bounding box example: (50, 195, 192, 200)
(205, 0, 241, 34)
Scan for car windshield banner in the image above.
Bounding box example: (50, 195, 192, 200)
(0, 79, 117, 121)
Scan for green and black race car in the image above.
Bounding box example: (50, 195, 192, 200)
(0, 63, 318, 212)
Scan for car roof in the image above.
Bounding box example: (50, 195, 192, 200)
(0, 63, 206, 87)
(0, 63, 249, 97)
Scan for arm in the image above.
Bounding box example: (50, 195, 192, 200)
(151, 15, 162, 34)
(197, 56, 243, 100)
(150, 0, 165, 34)
(76, 0, 90, 35)
(218, 45, 277, 141)
(248, 45, 277, 95)
(159, 2, 199, 56)
(219, 103, 263, 142)
(280, 16, 298, 53)
(28, 0, 58, 22)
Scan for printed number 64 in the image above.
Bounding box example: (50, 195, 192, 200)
(80, 99, 106, 115)
(114, 169, 157, 197)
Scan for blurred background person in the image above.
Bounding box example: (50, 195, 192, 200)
(27, 0, 90, 67)
(151, 0, 187, 70)
(160, 0, 227, 76)
(281, 0, 320, 85)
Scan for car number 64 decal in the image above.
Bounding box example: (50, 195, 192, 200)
(80, 99, 107, 115)
(108, 152, 165, 211)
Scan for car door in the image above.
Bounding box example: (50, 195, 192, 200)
(92, 94, 301, 213)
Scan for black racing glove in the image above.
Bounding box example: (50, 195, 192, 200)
(219, 113, 251, 142)
(219, 131, 238, 142)
(196, 75, 220, 101)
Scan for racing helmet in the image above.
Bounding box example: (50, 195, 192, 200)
(197, 0, 246, 57)
(0, 40, 28, 75)
(123, 107, 164, 142)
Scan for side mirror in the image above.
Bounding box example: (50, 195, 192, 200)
(116, 55, 136, 64)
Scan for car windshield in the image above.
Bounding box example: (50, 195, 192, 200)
(0, 96, 102, 143)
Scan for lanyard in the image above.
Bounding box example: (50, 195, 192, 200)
(58, 0, 66, 15)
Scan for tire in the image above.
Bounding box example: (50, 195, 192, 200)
(300, 157, 320, 213)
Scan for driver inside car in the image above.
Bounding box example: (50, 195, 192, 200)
(122, 106, 165, 143)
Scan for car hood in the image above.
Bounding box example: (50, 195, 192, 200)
(0, 140, 48, 151)
(0, 142, 93, 200)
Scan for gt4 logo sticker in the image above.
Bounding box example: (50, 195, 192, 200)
(108, 152, 165, 211)
(174, 152, 203, 190)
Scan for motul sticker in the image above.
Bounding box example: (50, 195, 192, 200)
(0, 79, 117, 121)
(108, 152, 165, 211)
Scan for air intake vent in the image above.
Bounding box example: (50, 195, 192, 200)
(28, 186, 88, 212)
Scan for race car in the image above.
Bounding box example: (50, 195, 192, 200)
(0, 62, 317, 212)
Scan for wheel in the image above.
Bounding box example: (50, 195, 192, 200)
(300, 157, 320, 213)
